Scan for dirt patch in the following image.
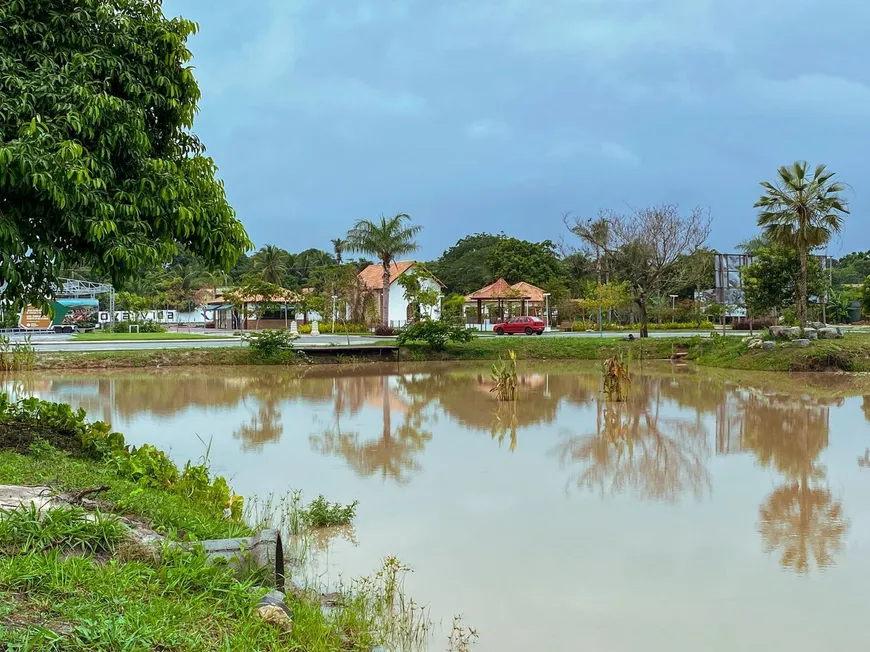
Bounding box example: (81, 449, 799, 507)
(0, 422, 84, 456)
(0, 592, 74, 637)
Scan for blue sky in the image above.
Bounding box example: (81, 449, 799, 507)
(165, 0, 869, 260)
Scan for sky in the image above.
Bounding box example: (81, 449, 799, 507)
(164, 0, 870, 260)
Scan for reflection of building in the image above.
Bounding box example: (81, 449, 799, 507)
(715, 391, 746, 454)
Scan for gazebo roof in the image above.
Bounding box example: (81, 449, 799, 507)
(509, 282, 547, 302)
(466, 278, 528, 301)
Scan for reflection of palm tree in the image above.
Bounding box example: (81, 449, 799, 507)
(742, 392, 848, 573)
(310, 375, 432, 483)
(553, 377, 710, 502)
(759, 480, 846, 573)
(233, 403, 283, 450)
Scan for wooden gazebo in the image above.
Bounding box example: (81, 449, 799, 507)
(465, 278, 531, 325)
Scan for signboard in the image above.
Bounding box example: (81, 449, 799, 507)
(97, 310, 176, 324)
(19, 305, 53, 330)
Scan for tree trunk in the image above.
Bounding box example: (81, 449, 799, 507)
(799, 245, 808, 328)
(381, 259, 391, 328)
(637, 293, 649, 338)
(382, 375, 392, 442)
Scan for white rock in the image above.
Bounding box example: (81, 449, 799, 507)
(794, 339, 811, 347)
(762, 341, 776, 351)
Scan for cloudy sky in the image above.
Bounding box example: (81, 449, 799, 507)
(164, 0, 869, 259)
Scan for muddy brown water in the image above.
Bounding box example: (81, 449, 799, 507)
(6, 361, 870, 651)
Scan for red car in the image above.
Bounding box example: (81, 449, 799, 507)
(493, 316, 545, 336)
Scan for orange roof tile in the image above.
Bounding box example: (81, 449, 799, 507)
(357, 261, 417, 290)
(466, 278, 528, 301)
(510, 282, 547, 302)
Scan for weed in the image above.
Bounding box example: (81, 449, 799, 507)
(448, 615, 480, 652)
(490, 350, 518, 401)
(305, 494, 359, 528)
(602, 352, 631, 402)
(0, 505, 124, 555)
(27, 437, 57, 461)
(0, 335, 36, 372)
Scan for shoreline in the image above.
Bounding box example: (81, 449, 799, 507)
(20, 332, 870, 372)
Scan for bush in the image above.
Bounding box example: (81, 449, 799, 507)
(374, 325, 395, 336)
(109, 320, 166, 333)
(732, 318, 776, 331)
(297, 321, 369, 334)
(396, 319, 475, 350)
(567, 321, 714, 332)
(242, 328, 298, 357)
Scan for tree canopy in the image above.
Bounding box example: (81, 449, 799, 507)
(741, 244, 824, 316)
(486, 238, 566, 289)
(427, 233, 504, 294)
(0, 0, 250, 304)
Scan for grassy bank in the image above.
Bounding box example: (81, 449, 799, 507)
(27, 332, 870, 372)
(0, 397, 441, 650)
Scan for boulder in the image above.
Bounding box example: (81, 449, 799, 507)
(785, 327, 802, 339)
(819, 327, 844, 339)
(256, 592, 293, 634)
(762, 341, 776, 351)
(747, 338, 763, 349)
(807, 321, 825, 330)
(794, 339, 811, 347)
(768, 326, 786, 339)
(803, 328, 818, 341)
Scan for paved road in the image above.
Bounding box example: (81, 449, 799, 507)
(7, 328, 750, 352)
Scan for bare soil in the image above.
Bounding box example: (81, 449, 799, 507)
(0, 422, 84, 455)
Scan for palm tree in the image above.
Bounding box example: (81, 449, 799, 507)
(755, 162, 849, 327)
(251, 245, 289, 285)
(345, 214, 421, 327)
(331, 238, 346, 265)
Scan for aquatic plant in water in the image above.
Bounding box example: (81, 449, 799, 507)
(490, 350, 518, 401)
(602, 353, 630, 402)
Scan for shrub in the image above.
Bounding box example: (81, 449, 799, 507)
(732, 318, 776, 331)
(110, 320, 166, 333)
(568, 321, 714, 332)
(396, 319, 475, 350)
(303, 495, 358, 528)
(297, 321, 369, 334)
(374, 325, 395, 336)
(242, 328, 298, 357)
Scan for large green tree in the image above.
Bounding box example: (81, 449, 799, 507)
(741, 244, 825, 318)
(250, 245, 289, 285)
(346, 214, 421, 327)
(755, 162, 849, 327)
(0, 0, 250, 305)
(486, 238, 566, 289)
(428, 233, 504, 294)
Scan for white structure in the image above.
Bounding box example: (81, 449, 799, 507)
(357, 262, 444, 328)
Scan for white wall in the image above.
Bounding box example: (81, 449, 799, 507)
(387, 276, 442, 327)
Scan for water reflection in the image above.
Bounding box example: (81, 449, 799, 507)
(553, 376, 711, 502)
(741, 392, 848, 573)
(6, 363, 868, 578)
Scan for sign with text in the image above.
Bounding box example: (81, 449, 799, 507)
(19, 305, 53, 329)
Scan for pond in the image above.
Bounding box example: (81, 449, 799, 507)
(7, 361, 870, 651)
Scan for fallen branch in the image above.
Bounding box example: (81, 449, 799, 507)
(71, 486, 110, 502)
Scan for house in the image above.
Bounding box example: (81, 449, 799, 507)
(357, 261, 444, 327)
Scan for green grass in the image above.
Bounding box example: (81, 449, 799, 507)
(71, 332, 225, 341)
(693, 332, 870, 372)
(403, 334, 696, 362)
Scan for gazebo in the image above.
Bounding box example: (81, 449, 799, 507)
(465, 278, 532, 325)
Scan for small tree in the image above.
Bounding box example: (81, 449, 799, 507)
(226, 276, 284, 330)
(397, 267, 440, 322)
(568, 205, 712, 337)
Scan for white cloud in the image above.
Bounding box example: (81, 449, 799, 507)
(465, 118, 511, 140)
(600, 141, 640, 166)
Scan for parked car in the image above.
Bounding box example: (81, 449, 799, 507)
(493, 316, 545, 336)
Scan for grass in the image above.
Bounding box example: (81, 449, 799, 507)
(693, 332, 870, 372)
(71, 332, 226, 341)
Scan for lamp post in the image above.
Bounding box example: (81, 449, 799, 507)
(332, 295, 338, 334)
(670, 294, 678, 322)
(543, 293, 551, 332)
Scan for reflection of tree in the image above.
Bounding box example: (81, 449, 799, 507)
(759, 482, 846, 573)
(233, 401, 283, 450)
(741, 393, 848, 573)
(310, 376, 432, 483)
(554, 377, 711, 502)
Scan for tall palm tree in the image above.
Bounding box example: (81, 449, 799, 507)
(251, 245, 289, 285)
(345, 214, 421, 327)
(331, 238, 346, 265)
(755, 162, 849, 327)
